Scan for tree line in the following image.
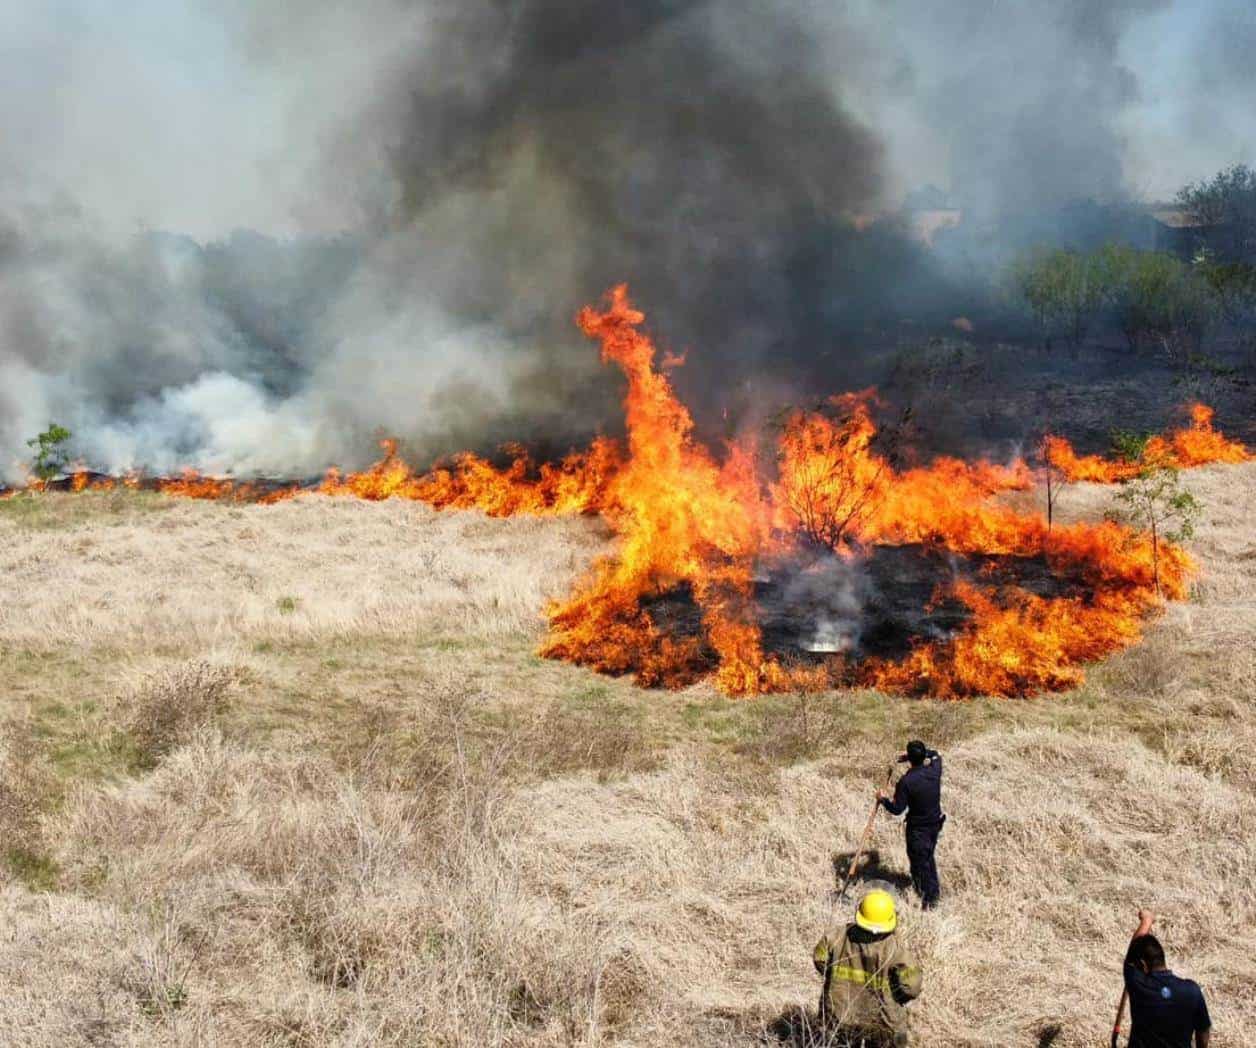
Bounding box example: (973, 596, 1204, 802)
(1012, 164, 1256, 359)
(1013, 244, 1256, 357)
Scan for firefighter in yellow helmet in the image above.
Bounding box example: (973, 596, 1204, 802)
(813, 890, 923, 1047)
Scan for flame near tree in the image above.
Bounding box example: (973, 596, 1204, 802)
(15, 286, 1251, 699)
(774, 394, 903, 552)
(536, 287, 1199, 698)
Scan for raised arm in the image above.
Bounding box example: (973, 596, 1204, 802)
(1114, 910, 1155, 1048)
(1124, 908, 1155, 968)
(878, 775, 909, 816)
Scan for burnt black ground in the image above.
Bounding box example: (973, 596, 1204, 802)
(641, 543, 1088, 674)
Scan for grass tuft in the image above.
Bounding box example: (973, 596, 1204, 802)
(121, 660, 235, 769)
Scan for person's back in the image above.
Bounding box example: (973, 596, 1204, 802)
(1123, 913, 1211, 1048)
(878, 741, 945, 908)
(1127, 969, 1209, 1048)
(888, 751, 942, 827)
(814, 891, 922, 1046)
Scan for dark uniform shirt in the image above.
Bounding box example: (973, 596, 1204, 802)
(880, 752, 943, 826)
(1124, 948, 1211, 1048)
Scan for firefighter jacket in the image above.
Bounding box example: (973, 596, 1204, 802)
(813, 923, 922, 1036)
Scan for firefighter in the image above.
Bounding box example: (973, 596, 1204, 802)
(1121, 908, 1212, 1048)
(876, 740, 944, 908)
(813, 889, 922, 1047)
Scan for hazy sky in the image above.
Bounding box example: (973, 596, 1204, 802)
(2, 0, 1251, 239)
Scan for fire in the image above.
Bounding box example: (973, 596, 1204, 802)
(317, 437, 623, 516)
(1152, 402, 1250, 468)
(1045, 402, 1250, 482)
(541, 287, 784, 694)
(8, 287, 1248, 700)
(532, 289, 1199, 698)
(155, 470, 255, 501)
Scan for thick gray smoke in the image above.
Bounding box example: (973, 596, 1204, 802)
(1, 0, 1252, 482)
(836, 1, 1172, 218)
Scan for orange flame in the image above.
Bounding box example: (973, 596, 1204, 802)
(11, 288, 1247, 700)
(541, 286, 784, 694)
(537, 288, 1201, 697)
(1045, 403, 1250, 482)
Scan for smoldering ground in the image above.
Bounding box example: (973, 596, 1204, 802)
(1, 0, 1253, 482)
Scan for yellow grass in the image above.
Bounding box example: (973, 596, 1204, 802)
(1, 466, 1254, 1046)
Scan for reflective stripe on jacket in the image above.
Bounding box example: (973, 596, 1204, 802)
(813, 923, 922, 1035)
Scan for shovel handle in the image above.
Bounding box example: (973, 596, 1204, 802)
(1111, 987, 1128, 1048)
(839, 765, 896, 896)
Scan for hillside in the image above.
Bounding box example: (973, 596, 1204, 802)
(1, 464, 1254, 1046)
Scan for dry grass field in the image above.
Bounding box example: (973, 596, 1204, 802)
(1, 466, 1254, 1046)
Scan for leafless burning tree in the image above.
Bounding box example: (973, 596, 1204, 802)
(776, 398, 910, 552)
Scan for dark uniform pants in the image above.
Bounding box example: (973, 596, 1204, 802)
(905, 818, 943, 907)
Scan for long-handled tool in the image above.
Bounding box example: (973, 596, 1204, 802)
(1113, 907, 1156, 1046)
(1111, 987, 1128, 1048)
(836, 764, 896, 901)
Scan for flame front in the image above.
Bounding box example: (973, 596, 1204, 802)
(13, 286, 1248, 700)
(538, 290, 1198, 698)
(1045, 402, 1250, 482)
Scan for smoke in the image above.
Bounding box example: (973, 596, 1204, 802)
(776, 556, 867, 655)
(1, 0, 1253, 481)
(830, 1, 1172, 218)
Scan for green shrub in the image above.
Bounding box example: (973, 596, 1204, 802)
(1198, 260, 1256, 325)
(1013, 248, 1106, 343)
(26, 423, 72, 481)
(1013, 245, 1221, 359)
(1176, 163, 1256, 263)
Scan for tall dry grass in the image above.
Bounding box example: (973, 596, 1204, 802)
(28, 705, 648, 1046)
(0, 494, 604, 650)
(0, 466, 1254, 1045)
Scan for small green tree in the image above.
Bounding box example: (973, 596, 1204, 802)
(1109, 461, 1201, 597)
(26, 424, 72, 482)
(1197, 259, 1256, 325)
(1015, 248, 1105, 344)
(1176, 163, 1256, 262)
(1096, 244, 1218, 361)
(1037, 433, 1068, 534)
(1109, 429, 1153, 464)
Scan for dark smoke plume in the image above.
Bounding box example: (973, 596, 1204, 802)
(367, 1, 893, 436)
(1, 0, 1253, 480)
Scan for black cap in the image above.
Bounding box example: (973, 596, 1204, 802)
(905, 740, 928, 765)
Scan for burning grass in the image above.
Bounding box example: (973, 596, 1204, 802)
(1044, 403, 1250, 482)
(10, 287, 1246, 701)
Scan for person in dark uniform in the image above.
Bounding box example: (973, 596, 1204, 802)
(876, 740, 944, 909)
(1123, 908, 1212, 1048)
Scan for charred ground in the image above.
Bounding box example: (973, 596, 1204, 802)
(644, 543, 1086, 678)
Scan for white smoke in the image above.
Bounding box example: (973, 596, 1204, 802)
(1, 0, 1252, 482)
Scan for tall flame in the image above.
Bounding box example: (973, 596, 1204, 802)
(541, 286, 785, 694)
(9, 286, 1247, 700)
(540, 288, 1196, 698)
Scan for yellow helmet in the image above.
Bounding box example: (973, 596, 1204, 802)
(855, 889, 897, 934)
